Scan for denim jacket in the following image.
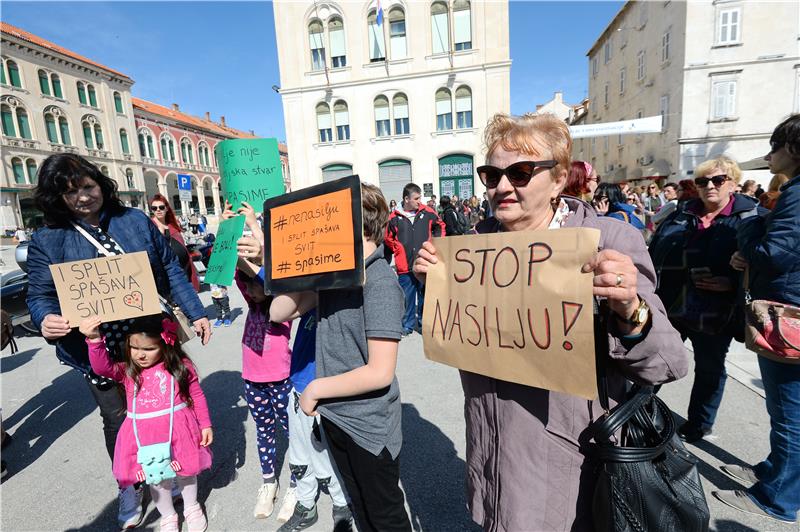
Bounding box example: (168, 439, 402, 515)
(26, 207, 206, 375)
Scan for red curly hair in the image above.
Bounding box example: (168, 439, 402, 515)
(149, 193, 182, 233)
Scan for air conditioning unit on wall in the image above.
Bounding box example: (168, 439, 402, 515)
(638, 156, 654, 165)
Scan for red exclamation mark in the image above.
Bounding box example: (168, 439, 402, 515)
(561, 301, 583, 351)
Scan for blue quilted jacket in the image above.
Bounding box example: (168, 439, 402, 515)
(26, 207, 206, 375)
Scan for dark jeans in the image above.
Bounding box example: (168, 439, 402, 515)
(686, 332, 733, 430)
(747, 356, 800, 521)
(397, 273, 423, 332)
(212, 296, 231, 320)
(321, 418, 411, 532)
(85, 377, 125, 463)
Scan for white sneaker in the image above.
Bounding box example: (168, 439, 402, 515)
(117, 485, 144, 529)
(254, 481, 279, 519)
(277, 486, 298, 523)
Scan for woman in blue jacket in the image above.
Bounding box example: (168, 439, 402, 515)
(26, 154, 211, 529)
(716, 114, 800, 524)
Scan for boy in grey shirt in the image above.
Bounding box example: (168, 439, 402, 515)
(271, 183, 411, 532)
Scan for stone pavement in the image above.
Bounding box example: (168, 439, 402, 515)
(1, 286, 797, 531)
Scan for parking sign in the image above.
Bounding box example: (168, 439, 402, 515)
(177, 174, 193, 202)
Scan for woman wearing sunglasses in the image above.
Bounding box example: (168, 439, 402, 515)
(150, 194, 200, 291)
(413, 113, 686, 531)
(649, 156, 762, 444)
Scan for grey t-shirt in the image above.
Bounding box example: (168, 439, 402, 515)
(316, 244, 405, 458)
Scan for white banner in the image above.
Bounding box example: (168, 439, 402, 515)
(569, 115, 663, 139)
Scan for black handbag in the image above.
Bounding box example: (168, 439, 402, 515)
(589, 307, 710, 532)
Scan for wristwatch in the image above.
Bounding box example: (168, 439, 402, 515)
(616, 297, 650, 327)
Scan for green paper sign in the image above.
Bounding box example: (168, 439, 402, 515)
(216, 138, 285, 213)
(204, 215, 246, 286)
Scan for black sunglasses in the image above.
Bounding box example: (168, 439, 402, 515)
(694, 175, 730, 188)
(476, 160, 557, 188)
(151, 204, 167, 211)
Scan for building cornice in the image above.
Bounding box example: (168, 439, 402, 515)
(278, 60, 512, 95)
(587, 0, 634, 57)
(684, 55, 800, 72)
(134, 114, 230, 142)
(678, 132, 772, 144)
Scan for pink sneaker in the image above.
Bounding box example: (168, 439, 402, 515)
(183, 502, 208, 532)
(158, 513, 179, 532)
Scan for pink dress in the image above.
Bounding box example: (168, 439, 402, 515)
(87, 340, 213, 487)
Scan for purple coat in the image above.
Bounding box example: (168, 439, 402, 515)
(463, 198, 688, 531)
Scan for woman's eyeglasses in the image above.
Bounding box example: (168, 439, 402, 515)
(476, 160, 557, 188)
(694, 175, 730, 188)
(151, 204, 167, 211)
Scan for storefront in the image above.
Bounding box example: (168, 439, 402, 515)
(438, 154, 473, 200)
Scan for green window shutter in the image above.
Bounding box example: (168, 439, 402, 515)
(2, 108, 16, 136)
(168, 141, 175, 161)
(8, 63, 21, 88)
(26, 160, 37, 182)
(188, 146, 194, 164)
(78, 84, 87, 105)
(1, 64, 6, 85)
(52, 77, 63, 98)
(138, 134, 146, 156)
(59, 117, 71, 145)
(120, 130, 130, 154)
(12, 159, 25, 184)
(17, 111, 31, 139)
(95, 125, 104, 149)
(147, 136, 154, 158)
(114, 93, 123, 113)
(88, 86, 97, 107)
(83, 123, 93, 149)
(38, 71, 50, 95)
(46, 116, 58, 142)
(181, 142, 188, 162)
(161, 138, 168, 159)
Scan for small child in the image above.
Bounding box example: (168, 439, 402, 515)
(235, 270, 292, 519)
(210, 284, 231, 327)
(271, 182, 411, 532)
(80, 314, 213, 532)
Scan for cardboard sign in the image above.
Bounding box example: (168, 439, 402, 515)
(216, 138, 285, 213)
(49, 251, 161, 324)
(422, 228, 601, 400)
(204, 215, 247, 286)
(263, 174, 364, 293)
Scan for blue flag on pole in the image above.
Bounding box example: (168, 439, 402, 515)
(376, 0, 383, 25)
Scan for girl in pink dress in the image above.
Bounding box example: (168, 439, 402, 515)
(80, 315, 213, 532)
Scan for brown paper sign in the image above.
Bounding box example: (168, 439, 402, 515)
(422, 228, 601, 400)
(49, 251, 161, 324)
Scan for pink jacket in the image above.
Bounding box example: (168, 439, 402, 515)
(235, 273, 291, 383)
(463, 198, 688, 531)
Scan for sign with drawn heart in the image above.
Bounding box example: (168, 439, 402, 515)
(49, 251, 161, 325)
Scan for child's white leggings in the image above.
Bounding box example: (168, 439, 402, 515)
(150, 475, 198, 517)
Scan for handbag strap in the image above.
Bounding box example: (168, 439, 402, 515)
(743, 265, 752, 304)
(594, 298, 610, 413)
(132, 375, 175, 449)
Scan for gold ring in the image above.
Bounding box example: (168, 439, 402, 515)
(615, 274, 624, 287)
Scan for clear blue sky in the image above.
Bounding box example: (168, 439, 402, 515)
(4, 1, 623, 140)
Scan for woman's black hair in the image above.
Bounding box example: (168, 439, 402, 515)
(439, 196, 451, 209)
(771, 114, 800, 163)
(594, 182, 626, 205)
(33, 153, 125, 227)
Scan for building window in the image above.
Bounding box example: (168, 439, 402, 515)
(453, 0, 472, 51)
(389, 8, 407, 60)
(604, 38, 612, 64)
(374, 96, 391, 137)
(639, 1, 648, 28)
(316, 102, 333, 142)
(393, 93, 410, 135)
(431, 2, 450, 55)
(661, 31, 670, 63)
(619, 68, 626, 94)
(160, 135, 176, 161)
(455, 86, 473, 128)
(322, 163, 353, 182)
(26, 158, 37, 182)
(329, 17, 347, 68)
(368, 11, 386, 62)
(126, 168, 135, 189)
(1, 104, 15, 136)
(718, 8, 741, 45)
(138, 133, 147, 157)
(114, 92, 124, 113)
(100, 165, 109, 176)
(637, 50, 646, 80)
(94, 124, 104, 149)
(712, 80, 737, 119)
(14, 108, 31, 139)
(38, 69, 51, 96)
(660, 95, 670, 130)
(51, 74, 63, 98)
(11, 157, 25, 184)
(120, 129, 130, 154)
(45, 114, 58, 143)
(59, 116, 71, 145)
(603, 83, 609, 106)
(83, 121, 93, 149)
(146, 134, 155, 158)
(592, 56, 598, 78)
(88, 84, 98, 107)
(198, 142, 211, 166)
(5, 61, 22, 88)
(436, 88, 453, 131)
(333, 100, 350, 141)
(309, 19, 326, 71)
(181, 139, 194, 164)
(77, 82, 87, 105)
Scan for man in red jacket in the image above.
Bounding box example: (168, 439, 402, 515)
(384, 183, 445, 335)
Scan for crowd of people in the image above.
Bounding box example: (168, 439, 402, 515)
(7, 111, 799, 531)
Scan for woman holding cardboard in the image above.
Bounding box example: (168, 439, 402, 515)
(413, 113, 687, 531)
(25, 154, 210, 530)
